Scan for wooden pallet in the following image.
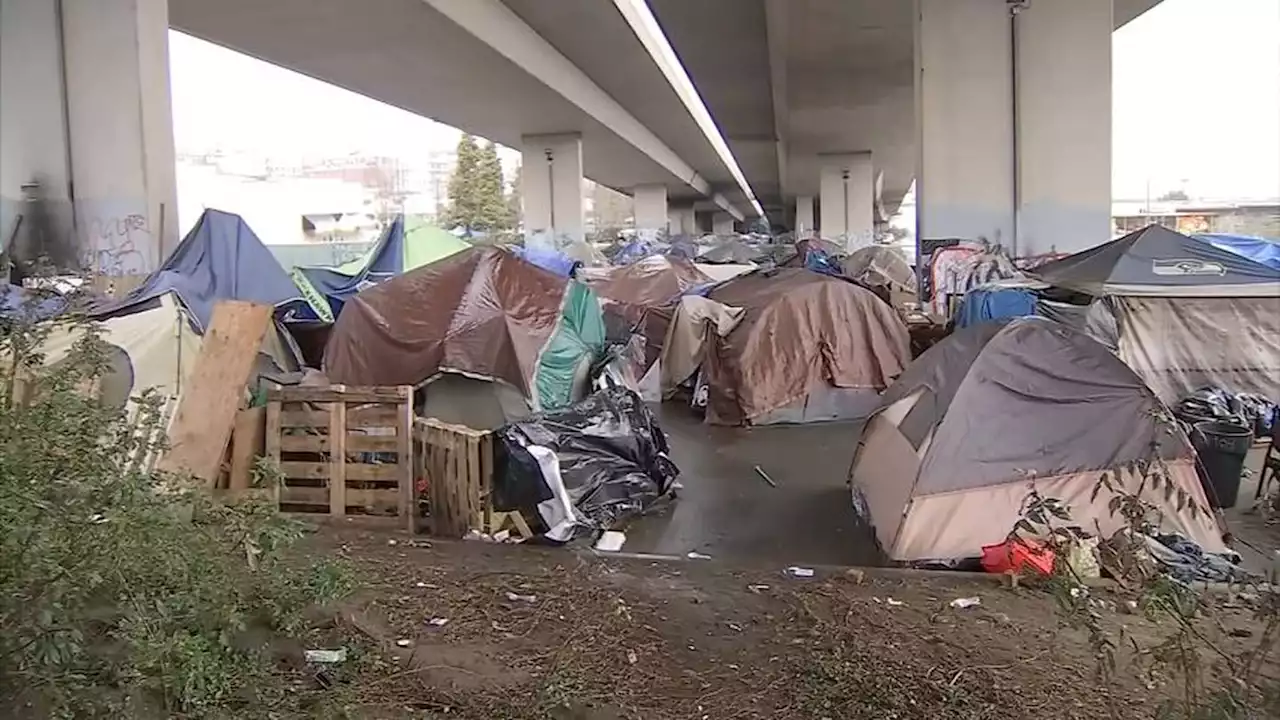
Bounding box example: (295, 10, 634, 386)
(266, 385, 415, 532)
(415, 418, 532, 539)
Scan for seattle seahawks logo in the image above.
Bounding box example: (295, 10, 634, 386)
(1151, 259, 1227, 276)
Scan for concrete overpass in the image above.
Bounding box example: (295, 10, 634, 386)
(1, 0, 1165, 274)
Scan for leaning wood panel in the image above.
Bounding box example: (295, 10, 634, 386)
(414, 417, 494, 538)
(266, 384, 415, 528)
(157, 301, 273, 487)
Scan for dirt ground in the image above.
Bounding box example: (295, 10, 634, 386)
(278, 525, 1268, 720)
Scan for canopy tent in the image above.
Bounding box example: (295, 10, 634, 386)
(1193, 233, 1280, 271)
(323, 247, 606, 429)
(1033, 225, 1280, 297)
(91, 208, 311, 330)
(849, 317, 1226, 564)
(291, 215, 470, 322)
(702, 268, 911, 425)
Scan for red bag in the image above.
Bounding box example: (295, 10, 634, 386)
(981, 538, 1055, 576)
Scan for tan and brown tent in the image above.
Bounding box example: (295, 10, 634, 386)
(849, 317, 1226, 564)
(324, 247, 605, 428)
(579, 255, 713, 327)
(703, 268, 911, 425)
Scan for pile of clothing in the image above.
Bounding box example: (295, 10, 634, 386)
(1175, 385, 1278, 437)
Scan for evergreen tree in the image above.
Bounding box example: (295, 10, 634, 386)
(444, 134, 481, 231)
(474, 141, 509, 231)
(506, 163, 523, 231)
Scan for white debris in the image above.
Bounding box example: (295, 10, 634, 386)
(627, 650, 638, 665)
(785, 566, 815, 578)
(387, 539, 398, 546)
(686, 551, 713, 560)
(747, 584, 771, 594)
(595, 531, 627, 552)
(950, 597, 982, 610)
(303, 649, 347, 663)
(395, 639, 411, 648)
(506, 591, 538, 603)
(413, 581, 439, 589)
(427, 617, 450, 627)
(885, 598, 906, 607)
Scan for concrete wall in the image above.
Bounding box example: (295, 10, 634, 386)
(0, 0, 177, 277)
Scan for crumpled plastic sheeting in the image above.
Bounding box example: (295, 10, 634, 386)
(492, 387, 679, 540)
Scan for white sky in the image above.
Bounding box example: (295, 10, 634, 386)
(169, 0, 1280, 201)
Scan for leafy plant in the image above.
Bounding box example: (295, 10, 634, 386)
(1010, 409, 1280, 719)
(0, 292, 352, 718)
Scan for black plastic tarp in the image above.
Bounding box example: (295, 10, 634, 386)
(492, 386, 678, 540)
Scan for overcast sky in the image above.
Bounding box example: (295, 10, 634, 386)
(170, 0, 1280, 201)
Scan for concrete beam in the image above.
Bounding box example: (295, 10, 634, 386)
(667, 205, 695, 235)
(521, 133, 584, 241)
(794, 195, 815, 237)
(712, 212, 736, 235)
(424, 0, 722, 208)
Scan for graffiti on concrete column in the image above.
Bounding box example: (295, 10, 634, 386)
(84, 213, 154, 276)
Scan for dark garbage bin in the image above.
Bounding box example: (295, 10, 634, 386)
(1191, 420, 1253, 509)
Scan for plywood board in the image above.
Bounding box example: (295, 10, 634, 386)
(156, 301, 273, 486)
(228, 406, 266, 493)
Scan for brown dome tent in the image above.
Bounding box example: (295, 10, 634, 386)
(848, 317, 1226, 564)
(323, 247, 605, 429)
(579, 255, 712, 310)
(702, 268, 911, 425)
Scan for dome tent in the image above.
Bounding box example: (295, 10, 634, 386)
(848, 317, 1225, 564)
(323, 247, 606, 429)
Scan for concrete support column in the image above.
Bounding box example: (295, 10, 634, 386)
(632, 184, 668, 234)
(667, 205, 696, 236)
(915, 0, 1110, 257)
(794, 195, 815, 237)
(711, 212, 736, 236)
(818, 152, 874, 248)
(0, 0, 177, 276)
(521, 132, 585, 242)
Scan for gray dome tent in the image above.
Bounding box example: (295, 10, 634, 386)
(848, 317, 1225, 564)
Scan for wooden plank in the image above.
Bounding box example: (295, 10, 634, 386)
(279, 410, 330, 428)
(465, 434, 481, 533)
(347, 463, 402, 482)
(158, 301, 274, 487)
(397, 386, 415, 534)
(228, 406, 266, 494)
(279, 461, 330, 480)
(265, 400, 282, 466)
(348, 406, 401, 428)
(269, 385, 408, 404)
(279, 433, 328, 452)
(280, 486, 399, 513)
(347, 434, 400, 452)
(328, 401, 346, 518)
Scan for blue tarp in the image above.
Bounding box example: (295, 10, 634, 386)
(512, 245, 581, 278)
(1193, 233, 1280, 271)
(0, 284, 68, 323)
(955, 288, 1038, 329)
(293, 216, 409, 321)
(90, 209, 309, 331)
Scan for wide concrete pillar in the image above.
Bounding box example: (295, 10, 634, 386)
(819, 152, 874, 247)
(915, 0, 1110, 257)
(0, 0, 177, 277)
(711, 212, 735, 236)
(521, 132, 584, 242)
(667, 205, 695, 236)
(794, 195, 815, 237)
(632, 184, 668, 233)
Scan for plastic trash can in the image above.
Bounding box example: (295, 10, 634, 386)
(1191, 420, 1254, 509)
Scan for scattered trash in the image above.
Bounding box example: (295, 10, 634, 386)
(728, 663, 740, 670)
(595, 531, 627, 552)
(686, 551, 713, 560)
(844, 568, 866, 584)
(506, 591, 538, 603)
(387, 539, 398, 546)
(492, 529, 511, 543)
(753, 465, 778, 488)
(873, 597, 882, 604)
(465, 529, 522, 544)
(726, 622, 743, 632)
(747, 584, 771, 594)
(885, 598, 906, 607)
(950, 597, 982, 610)
(413, 581, 439, 589)
(671, 480, 685, 491)
(785, 566, 815, 578)
(395, 639, 411, 648)
(427, 617, 450, 627)
(1229, 628, 1254, 638)
(627, 650, 638, 665)
(1069, 586, 1090, 600)
(303, 649, 347, 663)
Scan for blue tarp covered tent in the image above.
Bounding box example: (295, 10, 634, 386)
(954, 288, 1038, 329)
(0, 284, 68, 324)
(1193, 233, 1280, 271)
(512, 244, 581, 278)
(90, 208, 310, 330)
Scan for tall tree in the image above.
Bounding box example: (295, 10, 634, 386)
(444, 134, 481, 231)
(475, 141, 509, 231)
(506, 163, 523, 230)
